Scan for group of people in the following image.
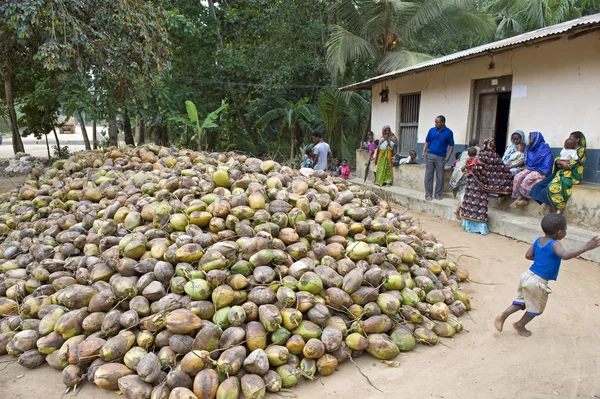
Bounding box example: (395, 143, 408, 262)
(451, 129, 587, 235)
(364, 116, 587, 238)
(301, 132, 350, 180)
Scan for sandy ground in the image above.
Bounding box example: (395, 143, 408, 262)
(1, 212, 600, 398)
(0, 175, 27, 195)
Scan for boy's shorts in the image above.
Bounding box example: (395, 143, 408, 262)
(512, 270, 552, 316)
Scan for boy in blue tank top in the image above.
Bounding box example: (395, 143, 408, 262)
(494, 214, 600, 337)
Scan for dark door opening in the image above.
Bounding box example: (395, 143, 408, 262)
(471, 76, 513, 153)
(494, 92, 511, 155)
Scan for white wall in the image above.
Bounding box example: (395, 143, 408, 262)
(370, 31, 600, 149)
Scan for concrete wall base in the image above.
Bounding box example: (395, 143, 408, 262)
(350, 178, 600, 264)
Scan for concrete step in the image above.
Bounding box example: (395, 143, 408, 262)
(350, 178, 600, 263)
(354, 149, 600, 232)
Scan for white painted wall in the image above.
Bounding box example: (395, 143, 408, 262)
(369, 31, 600, 149)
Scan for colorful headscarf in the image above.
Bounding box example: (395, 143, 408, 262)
(502, 130, 526, 164)
(525, 132, 554, 175)
(378, 125, 396, 151)
(472, 138, 513, 195)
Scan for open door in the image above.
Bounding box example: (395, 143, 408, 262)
(471, 76, 512, 154)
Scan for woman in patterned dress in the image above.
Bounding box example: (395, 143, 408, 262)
(530, 131, 587, 214)
(460, 138, 514, 235)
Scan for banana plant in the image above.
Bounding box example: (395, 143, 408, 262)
(185, 100, 228, 150)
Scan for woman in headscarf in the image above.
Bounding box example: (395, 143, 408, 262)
(375, 125, 397, 186)
(502, 130, 526, 164)
(460, 138, 513, 235)
(449, 138, 480, 218)
(511, 132, 554, 208)
(530, 131, 587, 213)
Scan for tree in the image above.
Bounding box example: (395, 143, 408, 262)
(317, 89, 370, 161)
(326, 0, 494, 77)
(0, 1, 170, 153)
(257, 98, 316, 159)
(487, 0, 600, 39)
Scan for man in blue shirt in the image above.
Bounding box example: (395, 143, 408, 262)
(421, 115, 454, 200)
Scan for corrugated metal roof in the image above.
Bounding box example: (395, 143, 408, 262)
(341, 14, 600, 91)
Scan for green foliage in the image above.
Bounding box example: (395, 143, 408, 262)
(317, 89, 370, 161)
(183, 100, 228, 150)
(327, 0, 495, 76)
(257, 97, 316, 158)
(53, 145, 70, 159)
(486, 0, 600, 39)
(3, 0, 596, 159)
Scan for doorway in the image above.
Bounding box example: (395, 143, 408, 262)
(471, 76, 513, 155)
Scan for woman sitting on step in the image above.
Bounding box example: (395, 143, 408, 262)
(530, 131, 587, 214)
(511, 132, 554, 208)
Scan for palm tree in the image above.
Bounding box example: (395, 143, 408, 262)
(317, 88, 370, 161)
(327, 0, 494, 77)
(488, 0, 600, 39)
(257, 97, 315, 159)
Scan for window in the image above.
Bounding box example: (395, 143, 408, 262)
(398, 93, 420, 155)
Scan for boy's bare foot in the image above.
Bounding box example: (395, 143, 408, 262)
(513, 322, 532, 337)
(454, 209, 461, 220)
(494, 315, 505, 332)
(510, 200, 520, 209)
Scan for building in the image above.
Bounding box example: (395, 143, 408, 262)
(342, 14, 600, 183)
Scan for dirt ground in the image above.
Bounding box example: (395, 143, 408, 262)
(1, 211, 600, 399)
(0, 175, 27, 194)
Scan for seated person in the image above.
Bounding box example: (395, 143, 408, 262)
(507, 142, 525, 174)
(393, 150, 417, 166)
(451, 152, 461, 169)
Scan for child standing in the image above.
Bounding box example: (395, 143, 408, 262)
(507, 142, 525, 174)
(454, 147, 478, 218)
(494, 214, 600, 337)
(340, 159, 350, 180)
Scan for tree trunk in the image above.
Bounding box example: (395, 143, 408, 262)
(291, 121, 301, 159)
(326, 1, 338, 87)
(76, 111, 92, 150)
(123, 113, 134, 146)
(44, 133, 51, 158)
(207, 0, 224, 50)
(2, 61, 25, 154)
(52, 128, 61, 156)
(92, 120, 97, 149)
(108, 114, 118, 146)
(154, 125, 167, 146)
(135, 115, 145, 145)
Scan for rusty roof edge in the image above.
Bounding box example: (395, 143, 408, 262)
(340, 14, 600, 91)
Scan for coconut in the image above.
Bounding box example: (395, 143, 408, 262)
(390, 326, 416, 351)
(193, 369, 219, 399)
(366, 334, 400, 360)
(414, 327, 439, 345)
(428, 302, 450, 322)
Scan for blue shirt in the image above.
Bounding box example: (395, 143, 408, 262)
(529, 238, 562, 281)
(426, 126, 454, 157)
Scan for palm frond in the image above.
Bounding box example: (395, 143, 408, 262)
(256, 108, 288, 129)
(326, 24, 378, 76)
(377, 50, 434, 74)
